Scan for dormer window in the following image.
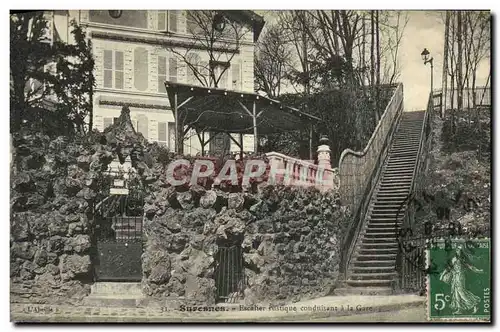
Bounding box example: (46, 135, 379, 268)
(158, 10, 178, 33)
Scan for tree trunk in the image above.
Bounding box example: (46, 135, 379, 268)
(457, 11, 463, 113)
(442, 11, 450, 118)
(370, 10, 378, 124)
(375, 10, 381, 116)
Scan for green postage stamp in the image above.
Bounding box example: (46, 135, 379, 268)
(427, 238, 491, 321)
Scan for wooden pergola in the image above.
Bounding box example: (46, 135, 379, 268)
(165, 81, 321, 158)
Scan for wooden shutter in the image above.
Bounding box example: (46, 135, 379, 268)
(134, 47, 148, 91)
(137, 114, 149, 139)
(103, 117, 113, 129)
(158, 55, 167, 92)
(158, 122, 167, 143)
(169, 11, 178, 32)
(158, 11, 166, 30)
(115, 51, 124, 89)
(232, 60, 241, 90)
(103, 50, 113, 88)
(186, 53, 199, 85)
(169, 57, 177, 82)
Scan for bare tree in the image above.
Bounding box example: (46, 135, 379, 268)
(379, 11, 409, 85)
(170, 10, 250, 89)
(254, 23, 293, 98)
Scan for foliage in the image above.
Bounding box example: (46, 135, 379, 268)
(415, 112, 490, 238)
(10, 12, 95, 135)
(254, 23, 293, 97)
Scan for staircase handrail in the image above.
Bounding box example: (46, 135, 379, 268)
(396, 92, 434, 291)
(338, 83, 404, 279)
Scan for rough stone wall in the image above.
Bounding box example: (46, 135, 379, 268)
(11, 106, 350, 306)
(10, 106, 158, 304)
(10, 131, 112, 303)
(143, 184, 349, 305)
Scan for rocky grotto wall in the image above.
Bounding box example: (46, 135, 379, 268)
(143, 184, 350, 305)
(10, 107, 156, 304)
(11, 106, 351, 306)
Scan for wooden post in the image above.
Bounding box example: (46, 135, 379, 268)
(239, 133, 244, 160)
(309, 124, 313, 161)
(252, 101, 258, 154)
(173, 91, 179, 154)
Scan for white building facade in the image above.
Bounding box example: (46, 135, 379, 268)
(53, 10, 260, 155)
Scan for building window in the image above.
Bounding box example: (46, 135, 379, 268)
(158, 55, 167, 93)
(158, 122, 167, 147)
(185, 11, 203, 35)
(213, 64, 229, 89)
(134, 47, 148, 91)
(103, 117, 113, 129)
(186, 53, 201, 85)
(169, 57, 178, 83)
(103, 50, 124, 89)
(158, 10, 178, 32)
(89, 10, 148, 29)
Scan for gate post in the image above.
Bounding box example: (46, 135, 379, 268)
(317, 135, 333, 190)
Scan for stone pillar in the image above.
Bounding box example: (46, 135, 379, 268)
(317, 135, 332, 169)
(317, 135, 333, 190)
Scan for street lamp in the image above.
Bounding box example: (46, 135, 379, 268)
(421, 48, 434, 95)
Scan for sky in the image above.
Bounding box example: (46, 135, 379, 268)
(259, 10, 491, 111)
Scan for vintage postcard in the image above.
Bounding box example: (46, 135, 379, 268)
(10, 9, 491, 323)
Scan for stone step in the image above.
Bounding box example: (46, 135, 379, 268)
(349, 265, 396, 273)
(366, 222, 401, 228)
(364, 227, 398, 234)
(358, 248, 398, 255)
(355, 253, 397, 261)
(90, 282, 143, 296)
(349, 272, 398, 280)
(352, 259, 396, 267)
(334, 286, 393, 296)
(361, 236, 397, 243)
(346, 279, 393, 287)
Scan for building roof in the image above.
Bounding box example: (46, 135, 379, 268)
(219, 10, 265, 42)
(165, 81, 320, 135)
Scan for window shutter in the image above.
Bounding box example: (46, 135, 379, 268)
(103, 117, 113, 129)
(200, 61, 208, 84)
(169, 57, 178, 82)
(186, 53, 200, 85)
(169, 11, 178, 32)
(134, 47, 148, 91)
(115, 51, 124, 89)
(158, 55, 167, 92)
(137, 114, 149, 139)
(103, 50, 113, 88)
(158, 122, 167, 142)
(232, 60, 241, 90)
(219, 68, 228, 89)
(158, 11, 166, 30)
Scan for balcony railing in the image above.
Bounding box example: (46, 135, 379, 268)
(265, 151, 339, 191)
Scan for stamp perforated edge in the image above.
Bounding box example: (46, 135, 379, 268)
(425, 237, 491, 322)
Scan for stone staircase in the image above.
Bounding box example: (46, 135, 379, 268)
(337, 111, 425, 295)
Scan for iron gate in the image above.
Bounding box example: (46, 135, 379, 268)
(214, 245, 246, 303)
(92, 170, 145, 281)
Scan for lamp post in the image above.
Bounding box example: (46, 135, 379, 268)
(421, 48, 434, 96)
